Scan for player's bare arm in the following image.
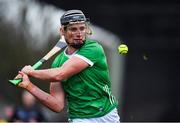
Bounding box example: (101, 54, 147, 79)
(21, 56, 89, 82)
(18, 71, 65, 112)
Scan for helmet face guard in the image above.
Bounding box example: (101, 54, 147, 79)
(60, 10, 89, 26)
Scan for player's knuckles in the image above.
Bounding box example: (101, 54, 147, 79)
(18, 83, 24, 88)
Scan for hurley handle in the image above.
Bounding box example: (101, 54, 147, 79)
(9, 59, 46, 85)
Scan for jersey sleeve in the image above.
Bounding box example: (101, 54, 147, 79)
(75, 42, 104, 67)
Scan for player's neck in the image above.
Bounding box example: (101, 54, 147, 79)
(66, 46, 77, 55)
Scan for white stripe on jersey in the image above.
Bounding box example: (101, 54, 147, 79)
(74, 54, 94, 67)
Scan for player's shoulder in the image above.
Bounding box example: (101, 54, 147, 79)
(51, 51, 64, 67)
(78, 38, 104, 56)
(55, 51, 64, 59)
(85, 38, 102, 48)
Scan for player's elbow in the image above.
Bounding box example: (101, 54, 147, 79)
(53, 106, 64, 113)
(52, 103, 64, 113)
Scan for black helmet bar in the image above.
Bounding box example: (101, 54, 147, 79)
(60, 10, 89, 26)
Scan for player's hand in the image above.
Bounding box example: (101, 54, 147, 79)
(14, 73, 22, 80)
(18, 71, 31, 89)
(21, 65, 34, 75)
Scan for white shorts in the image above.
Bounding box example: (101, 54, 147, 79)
(71, 108, 120, 123)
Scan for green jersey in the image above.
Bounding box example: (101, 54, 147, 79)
(51, 39, 118, 119)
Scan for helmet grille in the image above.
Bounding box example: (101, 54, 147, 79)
(60, 10, 88, 25)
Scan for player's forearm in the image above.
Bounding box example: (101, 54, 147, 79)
(27, 56, 86, 82)
(29, 68, 66, 82)
(25, 82, 64, 112)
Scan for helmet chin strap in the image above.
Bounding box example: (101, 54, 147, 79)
(66, 40, 86, 49)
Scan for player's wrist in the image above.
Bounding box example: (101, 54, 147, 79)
(28, 69, 34, 76)
(25, 82, 35, 91)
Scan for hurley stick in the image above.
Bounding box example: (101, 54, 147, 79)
(9, 36, 67, 85)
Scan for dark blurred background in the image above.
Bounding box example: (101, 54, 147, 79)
(39, 0, 180, 121)
(1, 0, 180, 122)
